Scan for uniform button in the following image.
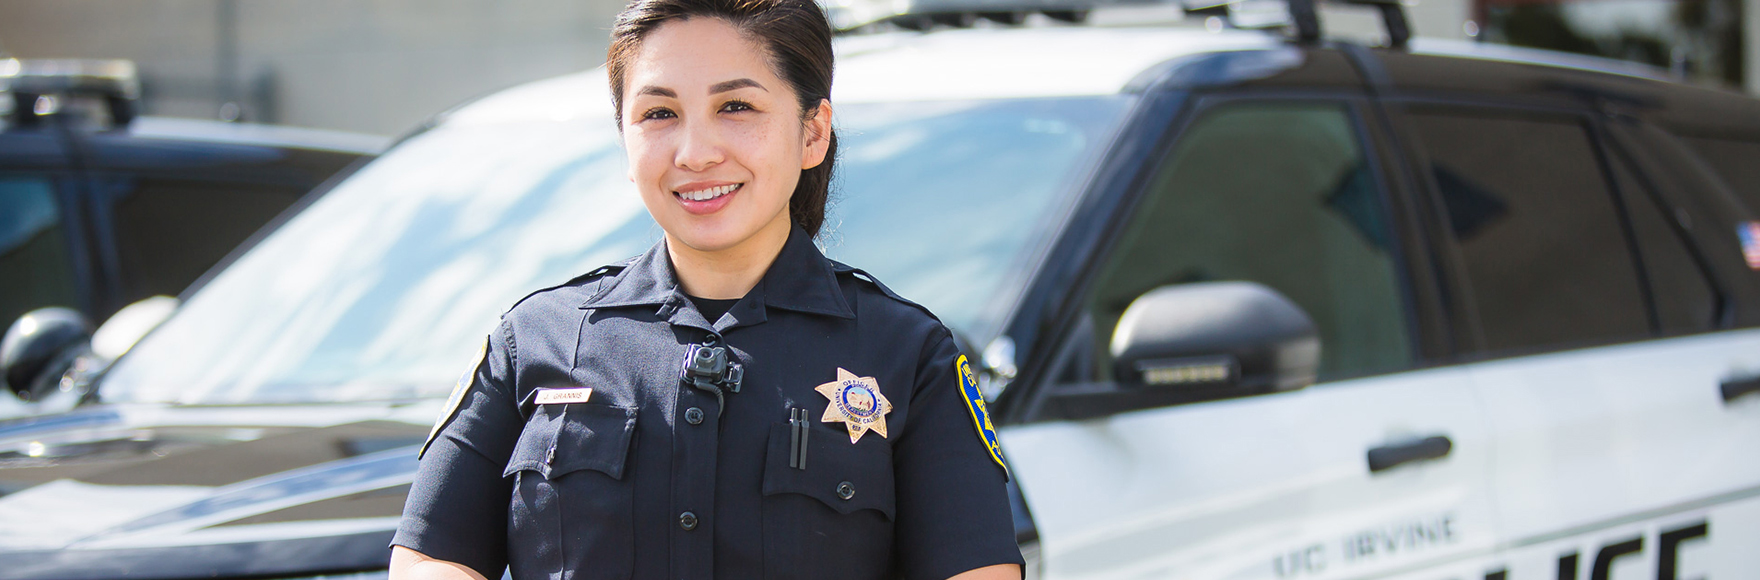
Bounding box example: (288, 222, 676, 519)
(546, 445, 557, 465)
(679, 511, 699, 531)
(836, 481, 855, 500)
(685, 407, 705, 425)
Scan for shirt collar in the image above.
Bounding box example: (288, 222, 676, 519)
(581, 225, 855, 322)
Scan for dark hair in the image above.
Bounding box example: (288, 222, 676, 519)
(607, 0, 837, 239)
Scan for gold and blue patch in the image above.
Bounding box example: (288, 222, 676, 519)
(421, 338, 487, 460)
(956, 354, 1009, 478)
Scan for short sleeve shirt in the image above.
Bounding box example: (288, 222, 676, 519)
(392, 225, 1022, 580)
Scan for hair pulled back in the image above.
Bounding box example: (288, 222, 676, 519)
(607, 0, 837, 239)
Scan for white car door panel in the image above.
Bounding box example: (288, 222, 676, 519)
(1469, 330, 1760, 575)
(1004, 367, 1496, 580)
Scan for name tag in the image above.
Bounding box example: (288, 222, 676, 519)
(535, 387, 593, 405)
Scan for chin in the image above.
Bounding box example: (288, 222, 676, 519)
(666, 220, 754, 253)
(659, 205, 793, 255)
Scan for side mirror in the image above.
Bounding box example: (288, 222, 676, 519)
(0, 307, 93, 401)
(1111, 281, 1318, 392)
(48, 296, 181, 405)
(1041, 282, 1319, 420)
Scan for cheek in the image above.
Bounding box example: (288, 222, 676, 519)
(624, 134, 670, 186)
(729, 121, 804, 179)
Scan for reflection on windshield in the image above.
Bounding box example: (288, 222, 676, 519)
(103, 96, 1130, 405)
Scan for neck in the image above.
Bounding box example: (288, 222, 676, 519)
(667, 215, 793, 300)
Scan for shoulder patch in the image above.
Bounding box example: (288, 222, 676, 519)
(420, 337, 488, 460)
(956, 354, 1009, 479)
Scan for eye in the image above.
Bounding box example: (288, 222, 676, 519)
(641, 107, 676, 121)
(720, 100, 755, 113)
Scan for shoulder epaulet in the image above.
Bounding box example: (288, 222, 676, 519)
(829, 260, 944, 325)
(503, 259, 633, 316)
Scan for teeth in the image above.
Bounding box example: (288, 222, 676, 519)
(679, 184, 739, 202)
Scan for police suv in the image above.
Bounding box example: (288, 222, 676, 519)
(1, 0, 1757, 578)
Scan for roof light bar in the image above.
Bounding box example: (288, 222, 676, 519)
(1, 58, 141, 127)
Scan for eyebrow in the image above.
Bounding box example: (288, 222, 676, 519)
(635, 79, 765, 100)
(710, 78, 766, 94)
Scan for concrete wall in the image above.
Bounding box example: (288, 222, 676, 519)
(0, 0, 625, 136)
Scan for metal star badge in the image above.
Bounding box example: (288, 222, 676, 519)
(816, 368, 892, 443)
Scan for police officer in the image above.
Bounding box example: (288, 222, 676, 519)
(388, 0, 1023, 579)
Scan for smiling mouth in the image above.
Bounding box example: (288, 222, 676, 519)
(675, 183, 742, 202)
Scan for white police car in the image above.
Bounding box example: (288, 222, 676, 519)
(1, 1, 1758, 579)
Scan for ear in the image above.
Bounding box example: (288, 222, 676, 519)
(801, 99, 833, 170)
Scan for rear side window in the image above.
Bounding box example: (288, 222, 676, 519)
(103, 177, 301, 300)
(1409, 110, 1648, 354)
(0, 175, 80, 327)
(1609, 155, 1720, 335)
(1679, 136, 1760, 211)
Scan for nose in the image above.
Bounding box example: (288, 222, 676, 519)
(674, 116, 725, 172)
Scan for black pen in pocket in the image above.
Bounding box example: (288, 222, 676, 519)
(788, 407, 809, 470)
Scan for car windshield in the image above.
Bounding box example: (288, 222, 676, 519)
(100, 95, 1131, 405)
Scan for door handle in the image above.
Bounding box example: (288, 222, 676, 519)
(1722, 376, 1760, 404)
(1367, 435, 1452, 473)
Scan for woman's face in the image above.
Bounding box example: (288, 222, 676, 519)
(621, 17, 831, 254)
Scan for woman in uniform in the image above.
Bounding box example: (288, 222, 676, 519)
(388, 0, 1023, 579)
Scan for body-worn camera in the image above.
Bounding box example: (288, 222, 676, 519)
(682, 343, 744, 393)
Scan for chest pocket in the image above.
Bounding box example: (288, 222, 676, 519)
(504, 403, 638, 580)
(759, 420, 895, 580)
(504, 403, 637, 479)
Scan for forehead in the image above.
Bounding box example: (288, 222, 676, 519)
(627, 17, 778, 87)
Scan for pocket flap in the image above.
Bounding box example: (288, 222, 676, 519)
(761, 421, 895, 520)
(505, 403, 637, 480)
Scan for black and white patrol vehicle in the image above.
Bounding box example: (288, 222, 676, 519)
(0, 0, 1756, 578)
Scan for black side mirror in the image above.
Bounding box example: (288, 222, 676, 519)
(1041, 282, 1319, 420)
(0, 307, 93, 401)
(1111, 281, 1318, 391)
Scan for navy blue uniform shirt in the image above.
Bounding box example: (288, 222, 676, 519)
(393, 226, 1022, 580)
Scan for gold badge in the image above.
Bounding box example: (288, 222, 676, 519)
(816, 368, 892, 443)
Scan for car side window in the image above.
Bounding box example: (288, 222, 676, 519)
(1067, 101, 1413, 384)
(101, 177, 301, 300)
(0, 175, 80, 327)
(1609, 153, 1720, 335)
(1678, 136, 1760, 212)
(1409, 109, 1648, 354)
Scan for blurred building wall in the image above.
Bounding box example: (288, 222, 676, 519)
(0, 0, 624, 136)
(1750, 0, 1759, 92)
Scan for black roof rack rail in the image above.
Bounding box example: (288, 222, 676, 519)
(1186, 0, 1409, 48)
(1328, 0, 1410, 49)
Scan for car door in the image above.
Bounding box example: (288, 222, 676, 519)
(1397, 103, 1760, 578)
(1000, 96, 1500, 580)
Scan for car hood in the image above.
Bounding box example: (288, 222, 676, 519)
(0, 401, 440, 580)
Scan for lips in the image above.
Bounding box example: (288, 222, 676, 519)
(673, 182, 742, 215)
(676, 183, 740, 201)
